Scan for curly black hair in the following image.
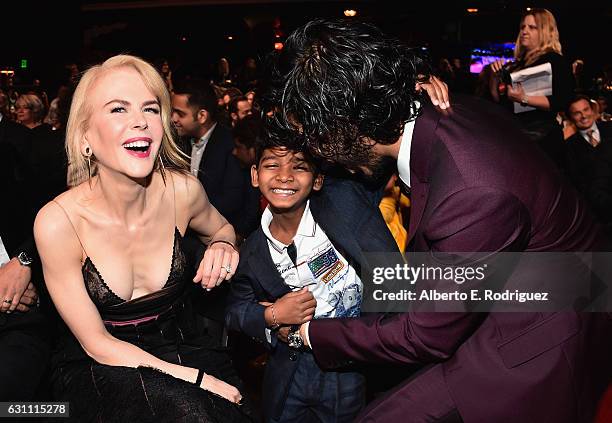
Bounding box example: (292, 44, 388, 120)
(261, 18, 431, 168)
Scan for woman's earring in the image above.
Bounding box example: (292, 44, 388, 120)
(84, 146, 92, 180)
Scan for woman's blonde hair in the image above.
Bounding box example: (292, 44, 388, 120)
(514, 8, 562, 66)
(65, 54, 190, 187)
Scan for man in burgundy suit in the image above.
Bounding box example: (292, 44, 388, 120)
(263, 19, 612, 422)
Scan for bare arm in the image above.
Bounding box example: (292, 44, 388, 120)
(34, 201, 241, 403)
(179, 174, 239, 290)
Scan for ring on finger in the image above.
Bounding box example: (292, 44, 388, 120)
(223, 264, 232, 273)
(3, 299, 12, 304)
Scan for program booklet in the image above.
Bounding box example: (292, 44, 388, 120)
(510, 62, 553, 114)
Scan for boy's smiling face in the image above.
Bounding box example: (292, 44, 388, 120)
(252, 147, 323, 213)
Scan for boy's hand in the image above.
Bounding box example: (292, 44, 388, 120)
(274, 287, 316, 325)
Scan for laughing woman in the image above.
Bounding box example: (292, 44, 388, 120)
(34, 55, 254, 422)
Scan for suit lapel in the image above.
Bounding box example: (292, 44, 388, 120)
(310, 193, 366, 269)
(406, 103, 438, 246)
(247, 230, 291, 300)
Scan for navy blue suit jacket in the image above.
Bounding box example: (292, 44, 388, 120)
(225, 179, 397, 421)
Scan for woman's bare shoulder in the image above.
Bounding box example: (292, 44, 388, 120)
(34, 187, 84, 249)
(166, 170, 205, 201)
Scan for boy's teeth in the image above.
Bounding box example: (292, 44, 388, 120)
(273, 189, 295, 194)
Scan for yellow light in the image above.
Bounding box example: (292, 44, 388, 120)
(466, 8, 478, 13)
(274, 42, 284, 50)
(344, 9, 357, 17)
(227, 36, 233, 40)
(526, 7, 532, 11)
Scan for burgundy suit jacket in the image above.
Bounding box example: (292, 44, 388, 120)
(309, 97, 612, 422)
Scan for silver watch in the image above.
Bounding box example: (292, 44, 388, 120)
(16, 251, 33, 267)
(287, 326, 304, 349)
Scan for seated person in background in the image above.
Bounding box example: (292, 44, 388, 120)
(229, 95, 253, 127)
(34, 54, 254, 422)
(564, 95, 612, 229)
(0, 117, 50, 402)
(232, 114, 267, 213)
(565, 95, 611, 197)
(226, 137, 366, 423)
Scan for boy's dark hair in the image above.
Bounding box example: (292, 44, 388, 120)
(261, 18, 431, 168)
(229, 95, 249, 115)
(173, 78, 218, 122)
(255, 125, 320, 175)
(233, 114, 262, 149)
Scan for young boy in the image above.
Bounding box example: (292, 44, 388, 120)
(226, 140, 365, 423)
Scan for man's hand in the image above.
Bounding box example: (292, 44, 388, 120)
(416, 75, 450, 110)
(16, 282, 39, 312)
(0, 258, 32, 313)
(299, 323, 310, 348)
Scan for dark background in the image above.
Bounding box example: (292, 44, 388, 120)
(2, 0, 610, 96)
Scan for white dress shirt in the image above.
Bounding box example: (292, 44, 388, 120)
(262, 201, 362, 343)
(397, 101, 419, 188)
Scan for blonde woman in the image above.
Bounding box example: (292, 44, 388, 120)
(490, 8, 573, 168)
(34, 55, 253, 422)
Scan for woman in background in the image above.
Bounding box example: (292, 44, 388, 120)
(490, 8, 573, 170)
(15, 93, 46, 129)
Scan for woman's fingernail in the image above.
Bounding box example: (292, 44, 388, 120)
(432, 99, 439, 106)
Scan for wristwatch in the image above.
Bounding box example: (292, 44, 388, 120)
(520, 95, 529, 106)
(16, 251, 33, 267)
(287, 325, 304, 349)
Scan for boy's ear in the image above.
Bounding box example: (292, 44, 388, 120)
(250, 164, 259, 188)
(312, 173, 324, 191)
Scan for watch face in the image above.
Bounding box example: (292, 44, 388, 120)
(288, 331, 303, 349)
(18, 251, 33, 266)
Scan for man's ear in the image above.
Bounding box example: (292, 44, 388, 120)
(196, 109, 209, 125)
(312, 173, 324, 191)
(250, 164, 259, 188)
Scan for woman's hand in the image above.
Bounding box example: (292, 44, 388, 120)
(200, 373, 243, 404)
(194, 241, 239, 290)
(507, 82, 526, 103)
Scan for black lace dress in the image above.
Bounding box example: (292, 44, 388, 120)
(50, 228, 255, 422)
